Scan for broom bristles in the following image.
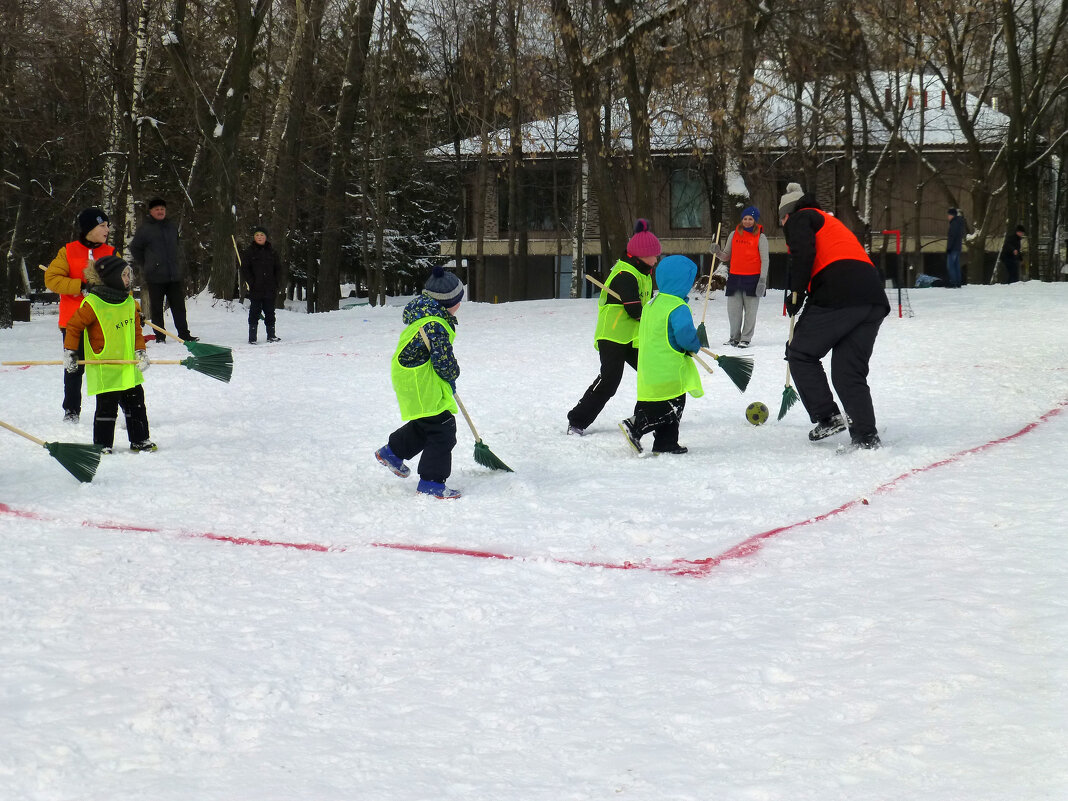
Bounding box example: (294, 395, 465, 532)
(473, 440, 513, 472)
(713, 354, 753, 393)
(777, 385, 800, 421)
(180, 353, 234, 383)
(44, 441, 105, 483)
(184, 340, 233, 360)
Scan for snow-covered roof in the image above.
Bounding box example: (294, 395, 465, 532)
(429, 68, 1009, 158)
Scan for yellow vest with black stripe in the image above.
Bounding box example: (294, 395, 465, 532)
(82, 293, 142, 396)
(594, 259, 652, 348)
(391, 317, 458, 421)
(636, 294, 703, 401)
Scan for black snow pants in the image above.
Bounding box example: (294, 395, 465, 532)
(387, 410, 458, 483)
(787, 303, 886, 440)
(567, 339, 639, 430)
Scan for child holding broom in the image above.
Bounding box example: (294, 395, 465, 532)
(375, 266, 464, 499)
(63, 255, 157, 454)
(619, 254, 704, 455)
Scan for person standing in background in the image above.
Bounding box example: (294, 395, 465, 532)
(240, 225, 285, 344)
(711, 206, 769, 348)
(945, 208, 965, 288)
(129, 197, 197, 343)
(44, 207, 116, 423)
(999, 225, 1025, 284)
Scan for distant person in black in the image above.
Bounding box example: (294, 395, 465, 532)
(945, 207, 965, 288)
(1000, 225, 1025, 284)
(240, 225, 285, 343)
(129, 197, 196, 342)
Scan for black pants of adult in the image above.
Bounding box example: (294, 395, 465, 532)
(387, 410, 457, 483)
(93, 384, 150, 448)
(567, 339, 639, 430)
(60, 328, 84, 415)
(787, 303, 886, 439)
(1004, 257, 1020, 284)
(147, 280, 191, 341)
(631, 394, 687, 451)
(248, 297, 276, 338)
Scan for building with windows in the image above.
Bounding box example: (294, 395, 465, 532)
(434, 71, 1032, 300)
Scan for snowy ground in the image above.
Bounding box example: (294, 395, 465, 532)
(2, 283, 1066, 800)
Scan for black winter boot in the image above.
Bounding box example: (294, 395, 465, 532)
(249, 325, 258, 344)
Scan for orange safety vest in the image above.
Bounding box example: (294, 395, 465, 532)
(809, 210, 872, 288)
(729, 224, 763, 276)
(59, 241, 116, 327)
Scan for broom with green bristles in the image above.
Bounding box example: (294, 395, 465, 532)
(698, 347, 753, 393)
(586, 274, 752, 392)
(37, 264, 232, 360)
(0, 419, 105, 483)
(695, 222, 723, 348)
(416, 327, 513, 472)
(777, 293, 801, 420)
(4, 355, 233, 384)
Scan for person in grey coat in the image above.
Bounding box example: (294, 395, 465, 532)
(129, 197, 196, 343)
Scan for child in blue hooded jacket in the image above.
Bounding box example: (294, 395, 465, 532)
(619, 255, 704, 454)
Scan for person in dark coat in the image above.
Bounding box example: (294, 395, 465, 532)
(945, 207, 965, 288)
(240, 225, 285, 343)
(128, 197, 196, 342)
(999, 225, 1025, 284)
(779, 182, 890, 450)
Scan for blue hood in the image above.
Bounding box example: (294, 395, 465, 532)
(655, 255, 698, 298)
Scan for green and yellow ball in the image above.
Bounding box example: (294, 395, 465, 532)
(745, 401, 770, 426)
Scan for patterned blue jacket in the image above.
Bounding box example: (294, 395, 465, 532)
(398, 294, 460, 390)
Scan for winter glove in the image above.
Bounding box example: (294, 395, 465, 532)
(136, 349, 150, 372)
(785, 291, 806, 317)
(709, 273, 727, 291)
(63, 349, 78, 374)
(756, 281, 766, 297)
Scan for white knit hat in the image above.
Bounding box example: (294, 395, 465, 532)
(778, 182, 805, 217)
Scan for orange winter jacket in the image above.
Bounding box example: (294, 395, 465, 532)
(44, 241, 116, 327)
(64, 296, 147, 354)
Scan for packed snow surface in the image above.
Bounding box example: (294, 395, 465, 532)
(2, 283, 1066, 800)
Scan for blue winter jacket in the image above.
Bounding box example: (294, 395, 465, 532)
(653, 255, 702, 354)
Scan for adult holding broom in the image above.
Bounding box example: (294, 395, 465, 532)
(63, 255, 157, 454)
(779, 182, 889, 450)
(566, 219, 660, 436)
(375, 266, 464, 499)
(711, 205, 769, 348)
(44, 207, 116, 423)
(129, 197, 197, 344)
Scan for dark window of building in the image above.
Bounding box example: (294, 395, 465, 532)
(498, 168, 573, 232)
(670, 169, 704, 229)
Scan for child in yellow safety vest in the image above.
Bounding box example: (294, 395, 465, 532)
(62, 255, 156, 454)
(619, 255, 704, 455)
(375, 266, 464, 499)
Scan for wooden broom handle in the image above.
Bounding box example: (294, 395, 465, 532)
(3, 360, 182, 366)
(700, 222, 723, 323)
(0, 419, 46, 446)
(415, 325, 481, 442)
(785, 292, 797, 384)
(147, 321, 185, 342)
(585, 274, 621, 300)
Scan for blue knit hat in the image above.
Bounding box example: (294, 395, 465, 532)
(741, 206, 760, 222)
(424, 265, 464, 308)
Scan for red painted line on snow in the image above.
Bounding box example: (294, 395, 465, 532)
(3, 400, 1065, 577)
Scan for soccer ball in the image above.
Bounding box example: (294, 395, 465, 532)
(745, 401, 770, 426)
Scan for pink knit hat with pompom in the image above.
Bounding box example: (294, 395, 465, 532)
(626, 219, 661, 259)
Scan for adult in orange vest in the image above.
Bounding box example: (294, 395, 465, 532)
(44, 207, 116, 423)
(780, 183, 890, 450)
(711, 205, 769, 348)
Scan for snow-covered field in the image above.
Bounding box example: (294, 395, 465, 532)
(2, 283, 1066, 800)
